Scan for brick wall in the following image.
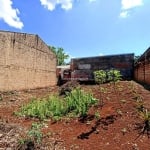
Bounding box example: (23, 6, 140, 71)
(71, 53, 134, 80)
(134, 48, 150, 85)
(0, 30, 56, 91)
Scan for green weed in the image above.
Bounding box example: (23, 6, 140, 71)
(139, 109, 150, 136)
(94, 111, 101, 120)
(65, 88, 98, 117)
(15, 88, 98, 120)
(27, 122, 43, 144)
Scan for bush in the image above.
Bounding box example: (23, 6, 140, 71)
(94, 70, 107, 84)
(15, 96, 66, 120)
(94, 69, 122, 84)
(107, 69, 122, 82)
(65, 88, 98, 117)
(15, 88, 97, 120)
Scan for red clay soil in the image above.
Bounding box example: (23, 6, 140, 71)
(0, 81, 150, 150)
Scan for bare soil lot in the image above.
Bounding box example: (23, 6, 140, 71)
(0, 81, 150, 150)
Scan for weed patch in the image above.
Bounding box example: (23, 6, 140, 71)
(15, 88, 98, 121)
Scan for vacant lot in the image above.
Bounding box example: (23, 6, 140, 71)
(0, 81, 150, 150)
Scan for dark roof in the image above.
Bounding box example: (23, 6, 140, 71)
(137, 47, 150, 62)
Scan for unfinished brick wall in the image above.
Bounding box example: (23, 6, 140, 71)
(0, 30, 56, 91)
(134, 48, 150, 84)
(71, 53, 134, 80)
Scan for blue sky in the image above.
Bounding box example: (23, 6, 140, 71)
(0, 0, 150, 60)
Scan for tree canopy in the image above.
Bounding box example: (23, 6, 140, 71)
(48, 46, 69, 66)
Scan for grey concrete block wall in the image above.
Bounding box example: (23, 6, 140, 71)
(0, 30, 57, 91)
(71, 53, 134, 80)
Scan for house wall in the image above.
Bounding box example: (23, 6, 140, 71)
(0, 31, 56, 91)
(134, 48, 150, 85)
(71, 53, 134, 80)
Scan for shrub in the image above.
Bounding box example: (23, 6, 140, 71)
(15, 96, 66, 120)
(94, 70, 107, 84)
(15, 88, 97, 120)
(107, 69, 122, 82)
(65, 88, 98, 117)
(94, 70, 107, 107)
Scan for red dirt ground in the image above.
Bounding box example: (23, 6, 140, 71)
(0, 81, 150, 150)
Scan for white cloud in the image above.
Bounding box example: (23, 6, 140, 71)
(40, 0, 97, 11)
(0, 0, 23, 29)
(121, 0, 143, 10)
(120, 0, 143, 18)
(119, 11, 129, 18)
(40, 0, 73, 11)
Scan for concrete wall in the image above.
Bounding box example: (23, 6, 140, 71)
(134, 48, 150, 84)
(71, 53, 134, 80)
(0, 30, 56, 91)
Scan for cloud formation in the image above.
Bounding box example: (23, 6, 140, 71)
(40, 0, 97, 11)
(0, 0, 23, 29)
(120, 0, 143, 18)
(40, 0, 73, 11)
(121, 0, 143, 9)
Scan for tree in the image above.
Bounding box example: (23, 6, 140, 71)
(134, 55, 140, 64)
(48, 46, 69, 66)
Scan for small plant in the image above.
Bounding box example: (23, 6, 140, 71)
(107, 69, 122, 102)
(65, 88, 98, 117)
(17, 138, 35, 150)
(27, 122, 43, 144)
(107, 69, 122, 83)
(139, 109, 150, 136)
(94, 70, 107, 107)
(17, 122, 43, 149)
(94, 111, 101, 120)
(136, 101, 145, 112)
(107, 69, 122, 90)
(121, 128, 127, 135)
(133, 94, 143, 103)
(18, 138, 27, 145)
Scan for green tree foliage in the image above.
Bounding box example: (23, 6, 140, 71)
(48, 46, 69, 65)
(134, 55, 140, 64)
